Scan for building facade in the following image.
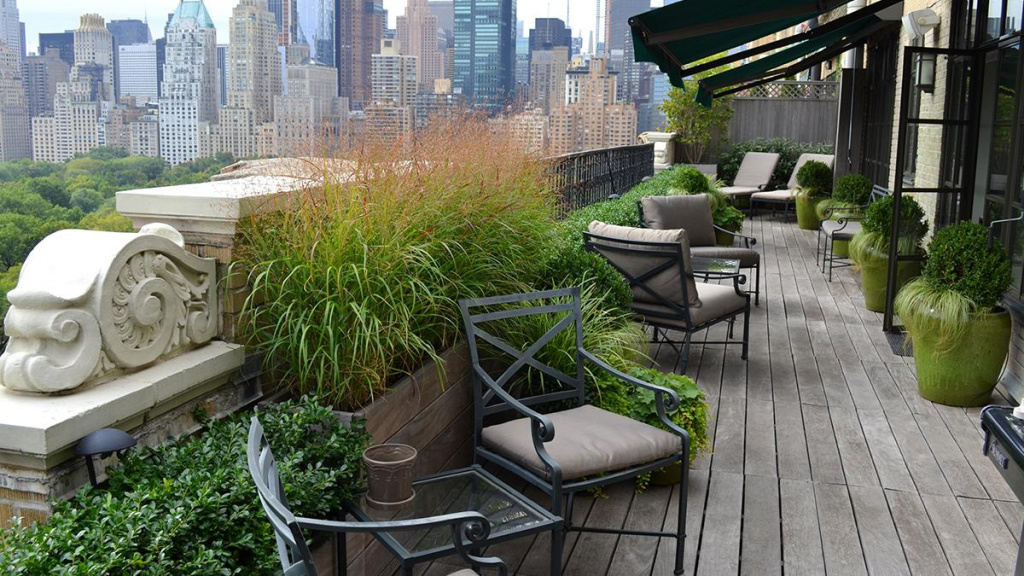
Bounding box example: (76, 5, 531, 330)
(337, 0, 384, 107)
(397, 0, 445, 92)
(159, 0, 218, 166)
(453, 0, 516, 112)
(0, 42, 30, 160)
(73, 14, 114, 94)
(274, 61, 347, 155)
(24, 49, 70, 118)
(226, 0, 281, 123)
(38, 32, 74, 68)
(117, 43, 157, 104)
(528, 46, 569, 114)
(0, 0, 19, 61)
(548, 57, 636, 155)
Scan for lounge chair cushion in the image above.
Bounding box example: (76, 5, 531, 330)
(587, 221, 700, 308)
(640, 195, 717, 246)
(733, 152, 780, 188)
(631, 282, 747, 328)
(821, 219, 862, 240)
(691, 245, 760, 267)
(786, 153, 835, 189)
(751, 189, 796, 202)
(481, 405, 682, 481)
(448, 571, 480, 576)
(719, 185, 760, 197)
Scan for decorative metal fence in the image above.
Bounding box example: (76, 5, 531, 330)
(549, 143, 654, 215)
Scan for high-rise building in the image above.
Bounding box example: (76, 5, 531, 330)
(106, 19, 151, 101)
(0, 0, 20, 61)
(24, 49, 70, 118)
(294, 0, 336, 68)
(267, 0, 300, 45)
(159, 0, 218, 166)
(528, 18, 571, 52)
(337, 0, 383, 107)
(216, 44, 228, 106)
(0, 42, 29, 160)
(396, 0, 445, 93)
(274, 60, 347, 155)
(117, 43, 157, 104)
(39, 32, 74, 68)
(371, 38, 416, 107)
(514, 35, 529, 95)
(428, 0, 454, 45)
(528, 46, 568, 114)
(227, 0, 281, 123)
(453, 0, 516, 112)
(74, 14, 114, 98)
(549, 58, 636, 154)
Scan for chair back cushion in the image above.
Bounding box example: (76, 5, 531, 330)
(787, 153, 835, 189)
(733, 152, 781, 188)
(587, 221, 699, 308)
(639, 195, 716, 246)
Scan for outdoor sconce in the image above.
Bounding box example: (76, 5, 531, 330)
(76, 428, 137, 486)
(915, 52, 936, 92)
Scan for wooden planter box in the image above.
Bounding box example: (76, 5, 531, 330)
(315, 344, 476, 576)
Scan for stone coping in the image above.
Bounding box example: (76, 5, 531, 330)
(0, 341, 244, 456)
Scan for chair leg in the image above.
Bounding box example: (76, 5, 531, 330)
(674, 437, 691, 575)
(742, 304, 750, 360)
(816, 228, 822, 266)
(551, 526, 564, 576)
(679, 332, 692, 374)
(828, 239, 836, 282)
(754, 263, 761, 306)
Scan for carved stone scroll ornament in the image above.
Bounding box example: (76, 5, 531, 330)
(0, 224, 218, 394)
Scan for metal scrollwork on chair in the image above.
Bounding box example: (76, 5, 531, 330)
(0, 223, 218, 394)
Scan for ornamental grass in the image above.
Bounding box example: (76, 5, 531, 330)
(236, 115, 559, 409)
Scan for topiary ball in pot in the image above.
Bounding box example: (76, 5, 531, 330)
(850, 195, 929, 312)
(895, 221, 1012, 406)
(794, 160, 833, 230)
(817, 174, 874, 256)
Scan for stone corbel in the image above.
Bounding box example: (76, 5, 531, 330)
(0, 224, 219, 394)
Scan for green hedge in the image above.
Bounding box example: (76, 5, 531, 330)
(0, 397, 369, 575)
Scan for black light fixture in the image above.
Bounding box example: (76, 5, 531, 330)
(915, 52, 937, 92)
(76, 428, 137, 486)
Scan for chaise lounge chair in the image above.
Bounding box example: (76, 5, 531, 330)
(750, 153, 835, 215)
(719, 152, 780, 202)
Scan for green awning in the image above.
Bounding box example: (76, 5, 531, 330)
(694, 15, 891, 105)
(629, 0, 853, 87)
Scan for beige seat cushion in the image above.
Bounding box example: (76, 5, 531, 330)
(751, 189, 796, 202)
(821, 220, 862, 239)
(733, 152, 780, 188)
(719, 185, 760, 197)
(640, 195, 717, 246)
(631, 282, 747, 328)
(691, 246, 760, 267)
(481, 405, 682, 481)
(587, 221, 700, 308)
(448, 570, 480, 576)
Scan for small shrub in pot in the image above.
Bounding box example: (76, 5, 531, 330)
(850, 195, 929, 312)
(794, 160, 833, 230)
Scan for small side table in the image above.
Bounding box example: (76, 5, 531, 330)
(691, 256, 742, 282)
(342, 464, 563, 576)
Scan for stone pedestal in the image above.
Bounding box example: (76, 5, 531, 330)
(0, 342, 249, 526)
(639, 131, 676, 172)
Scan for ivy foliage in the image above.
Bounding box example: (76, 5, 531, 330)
(0, 396, 369, 576)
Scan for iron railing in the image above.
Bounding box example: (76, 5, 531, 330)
(732, 80, 839, 100)
(549, 143, 654, 215)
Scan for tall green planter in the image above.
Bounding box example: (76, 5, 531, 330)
(796, 196, 824, 231)
(911, 310, 1011, 406)
(832, 239, 850, 258)
(715, 228, 737, 246)
(859, 249, 923, 312)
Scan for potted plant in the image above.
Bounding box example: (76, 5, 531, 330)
(894, 222, 1012, 406)
(713, 204, 746, 246)
(817, 174, 873, 257)
(850, 195, 929, 312)
(794, 160, 833, 231)
(665, 165, 728, 213)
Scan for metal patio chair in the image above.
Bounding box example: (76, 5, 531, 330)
(585, 222, 750, 374)
(247, 417, 506, 576)
(638, 193, 762, 305)
(817, 184, 890, 281)
(458, 286, 691, 575)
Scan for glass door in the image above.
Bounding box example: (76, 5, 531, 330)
(886, 46, 981, 331)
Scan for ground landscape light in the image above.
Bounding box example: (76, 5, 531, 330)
(75, 428, 137, 486)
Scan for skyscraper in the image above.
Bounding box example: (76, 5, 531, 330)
(453, 0, 515, 112)
(371, 38, 416, 107)
(73, 14, 114, 97)
(24, 49, 69, 118)
(159, 0, 218, 166)
(294, 0, 336, 68)
(267, 0, 300, 45)
(227, 0, 281, 123)
(117, 43, 157, 104)
(337, 0, 383, 107)
(397, 0, 445, 93)
(0, 42, 30, 160)
(528, 18, 571, 52)
(106, 19, 152, 101)
(528, 46, 568, 114)
(274, 60, 347, 155)
(0, 0, 20, 61)
(39, 32, 74, 68)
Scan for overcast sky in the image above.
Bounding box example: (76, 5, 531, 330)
(22, 0, 663, 56)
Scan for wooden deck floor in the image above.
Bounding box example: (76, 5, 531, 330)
(416, 215, 1023, 576)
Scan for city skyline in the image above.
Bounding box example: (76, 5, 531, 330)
(20, 0, 667, 56)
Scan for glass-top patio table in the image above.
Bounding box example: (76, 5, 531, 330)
(691, 256, 742, 280)
(342, 464, 563, 575)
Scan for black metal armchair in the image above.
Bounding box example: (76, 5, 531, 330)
(247, 417, 506, 576)
(458, 287, 691, 575)
(817, 184, 890, 281)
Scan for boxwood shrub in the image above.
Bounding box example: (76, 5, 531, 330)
(0, 396, 369, 575)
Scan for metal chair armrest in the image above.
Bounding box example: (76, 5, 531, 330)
(472, 366, 555, 442)
(581, 349, 690, 438)
(298, 512, 508, 575)
(712, 225, 757, 247)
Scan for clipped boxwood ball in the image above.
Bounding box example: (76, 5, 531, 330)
(796, 160, 833, 193)
(861, 194, 928, 241)
(923, 221, 1011, 310)
(833, 174, 873, 205)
